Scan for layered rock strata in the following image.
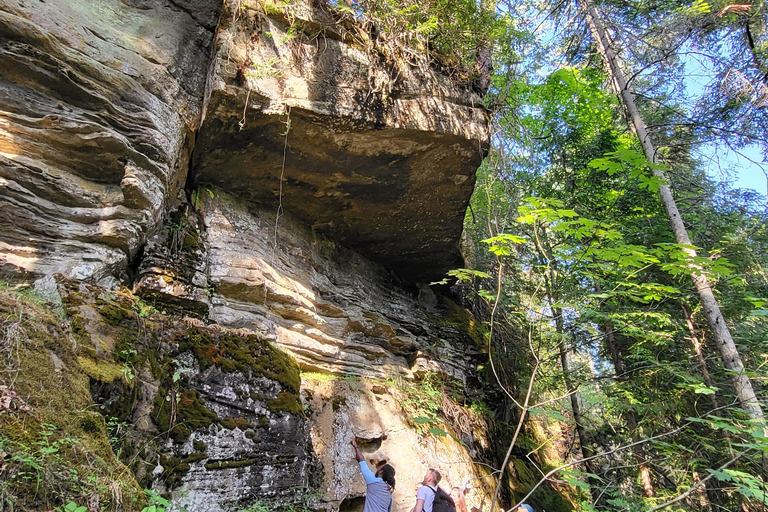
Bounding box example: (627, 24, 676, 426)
(303, 375, 494, 512)
(0, 0, 220, 284)
(63, 283, 312, 512)
(0, 0, 489, 286)
(131, 191, 494, 509)
(136, 190, 483, 381)
(0, 0, 498, 510)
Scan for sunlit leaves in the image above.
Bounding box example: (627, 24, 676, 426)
(707, 469, 768, 500)
(677, 0, 711, 16)
(482, 233, 527, 256)
(654, 243, 735, 278)
(678, 382, 719, 395)
(428, 427, 448, 437)
(431, 268, 491, 285)
(589, 149, 668, 192)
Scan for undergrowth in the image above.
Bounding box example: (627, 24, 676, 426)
(0, 284, 144, 511)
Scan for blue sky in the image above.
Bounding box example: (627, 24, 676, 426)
(699, 143, 768, 196)
(682, 45, 768, 198)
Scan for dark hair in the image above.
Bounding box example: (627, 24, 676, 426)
(428, 468, 442, 484)
(380, 464, 396, 489)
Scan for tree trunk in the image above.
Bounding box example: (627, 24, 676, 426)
(582, 0, 765, 429)
(682, 305, 720, 411)
(600, 313, 655, 498)
(535, 226, 600, 502)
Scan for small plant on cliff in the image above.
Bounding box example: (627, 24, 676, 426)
(140, 489, 169, 512)
(237, 503, 272, 512)
(236, 501, 311, 512)
(133, 298, 157, 318)
(326, 0, 504, 90)
(59, 502, 87, 512)
(244, 57, 284, 81)
(191, 187, 215, 211)
(389, 372, 448, 437)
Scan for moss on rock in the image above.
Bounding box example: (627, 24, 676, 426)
(267, 390, 304, 416)
(180, 328, 301, 392)
(0, 286, 144, 510)
(77, 355, 125, 384)
(151, 388, 219, 443)
(429, 295, 485, 348)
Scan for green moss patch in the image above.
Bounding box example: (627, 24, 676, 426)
(0, 287, 144, 511)
(204, 458, 258, 470)
(430, 296, 485, 348)
(267, 390, 304, 416)
(159, 455, 191, 489)
(151, 388, 219, 443)
(220, 416, 254, 430)
(2, 278, 308, 505)
(179, 328, 301, 392)
(77, 355, 125, 384)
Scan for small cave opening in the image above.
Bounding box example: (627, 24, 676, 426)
(355, 435, 386, 453)
(339, 496, 366, 512)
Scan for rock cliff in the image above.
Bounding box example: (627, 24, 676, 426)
(0, 0, 498, 511)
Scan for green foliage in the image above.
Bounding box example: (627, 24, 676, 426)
(589, 148, 668, 192)
(133, 297, 158, 318)
(141, 489, 169, 512)
(328, 0, 510, 87)
(461, 10, 768, 505)
(191, 187, 215, 211)
(431, 268, 490, 285)
(244, 57, 284, 80)
(389, 372, 447, 437)
(0, 286, 144, 510)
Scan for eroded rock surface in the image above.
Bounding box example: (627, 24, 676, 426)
(303, 376, 494, 512)
(62, 283, 312, 512)
(0, 1, 500, 510)
(184, 190, 483, 382)
(0, 0, 220, 284)
(192, 0, 489, 282)
(134, 204, 211, 316)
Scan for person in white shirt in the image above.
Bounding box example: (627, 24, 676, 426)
(410, 468, 441, 512)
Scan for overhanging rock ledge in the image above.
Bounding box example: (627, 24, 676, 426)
(192, 0, 490, 283)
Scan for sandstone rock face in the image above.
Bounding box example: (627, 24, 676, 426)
(162, 357, 311, 512)
(196, 190, 481, 382)
(67, 276, 494, 512)
(64, 283, 313, 512)
(192, 0, 489, 283)
(0, 0, 220, 284)
(134, 204, 211, 316)
(303, 377, 494, 512)
(126, 190, 494, 511)
(1, 2, 498, 511)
